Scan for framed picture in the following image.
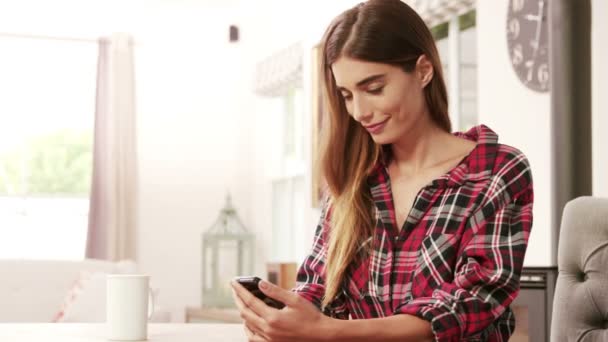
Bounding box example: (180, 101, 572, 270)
(311, 44, 325, 208)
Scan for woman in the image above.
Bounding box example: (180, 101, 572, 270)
(231, 0, 533, 341)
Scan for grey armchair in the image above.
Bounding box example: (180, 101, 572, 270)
(551, 196, 608, 341)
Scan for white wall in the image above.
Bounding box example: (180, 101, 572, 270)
(0, 0, 142, 39)
(592, 0, 608, 197)
(135, 2, 253, 321)
(477, 1, 553, 266)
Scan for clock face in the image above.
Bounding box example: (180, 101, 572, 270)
(506, 0, 550, 92)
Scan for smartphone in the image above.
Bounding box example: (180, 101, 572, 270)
(235, 276, 286, 309)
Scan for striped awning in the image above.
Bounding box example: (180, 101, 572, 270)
(253, 42, 303, 97)
(405, 0, 476, 27)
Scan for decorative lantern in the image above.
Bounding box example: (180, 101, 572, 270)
(202, 194, 254, 308)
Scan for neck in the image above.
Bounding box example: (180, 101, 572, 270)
(389, 113, 450, 176)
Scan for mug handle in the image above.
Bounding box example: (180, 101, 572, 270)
(147, 288, 156, 321)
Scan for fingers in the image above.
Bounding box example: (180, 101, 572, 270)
(232, 287, 248, 312)
(244, 324, 268, 342)
(241, 304, 269, 333)
(231, 281, 276, 317)
(257, 280, 299, 307)
(232, 280, 300, 341)
(244, 324, 255, 339)
(232, 284, 274, 340)
(233, 288, 268, 325)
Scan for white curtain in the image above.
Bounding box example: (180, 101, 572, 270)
(85, 33, 138, 261)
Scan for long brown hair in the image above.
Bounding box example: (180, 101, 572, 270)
(318, 0, 451, 308)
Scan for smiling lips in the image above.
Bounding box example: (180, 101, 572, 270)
(364, 118, 389, 134)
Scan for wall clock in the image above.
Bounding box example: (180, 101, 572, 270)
(506, 0, 550, 92)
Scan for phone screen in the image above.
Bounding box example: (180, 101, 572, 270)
(235, 276, 286, 309)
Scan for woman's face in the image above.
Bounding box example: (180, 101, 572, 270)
(331, 55, 432, 145)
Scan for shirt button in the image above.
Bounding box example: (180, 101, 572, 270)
(394, 236, 399, 241)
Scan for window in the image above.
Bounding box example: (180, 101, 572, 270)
(282, 87, 305, 172)
(271, 176, 304, 261)
(252, 42, 305, 262)
(271, 85, 305, 261)
(432, 10, 478, 132)
(0, 36, 96, 259)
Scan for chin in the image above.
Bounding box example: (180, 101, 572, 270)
(368, 133, 394, 145)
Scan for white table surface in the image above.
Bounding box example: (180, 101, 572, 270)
(0, 323, 247, 341)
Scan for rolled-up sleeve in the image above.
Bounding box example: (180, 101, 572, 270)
(292, 199, 350, 319)
(395, 156, 533, 341)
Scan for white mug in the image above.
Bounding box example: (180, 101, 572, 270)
(106, 275, 155, 341)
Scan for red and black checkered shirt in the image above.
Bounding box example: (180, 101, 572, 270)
(294, 125, 534, 341)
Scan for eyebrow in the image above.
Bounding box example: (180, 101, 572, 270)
(337, 74, 386, 92)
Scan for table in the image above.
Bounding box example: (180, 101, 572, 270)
(185, 307, 242, 323)
(0, 323, 247, 341)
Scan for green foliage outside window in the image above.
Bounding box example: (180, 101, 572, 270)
(430, 10, 476, 40)
(0, 130, 92, 195)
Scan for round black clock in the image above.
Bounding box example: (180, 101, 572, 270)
(506, 0, 550, 92)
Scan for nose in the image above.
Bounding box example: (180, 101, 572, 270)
(351, 96, 372, 123)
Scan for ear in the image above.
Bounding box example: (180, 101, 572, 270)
(415, 54, 434, 88)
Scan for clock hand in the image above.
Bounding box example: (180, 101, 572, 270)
(531, 0, 545, 60)
(527, 0, 545, 81)
(524, 14, 541, 21)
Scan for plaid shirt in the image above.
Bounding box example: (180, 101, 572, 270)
(294, 125, 533, 342)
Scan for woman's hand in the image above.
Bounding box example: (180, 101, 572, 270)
(231, 279, 332, 342)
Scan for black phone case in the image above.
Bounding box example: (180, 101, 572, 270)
(236, 276, 286, 309)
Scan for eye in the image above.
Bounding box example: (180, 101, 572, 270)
(367, 86, 384, 95)
(341, 93, 352, 101)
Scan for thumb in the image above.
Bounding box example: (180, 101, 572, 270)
(258, 280, 298, 306)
